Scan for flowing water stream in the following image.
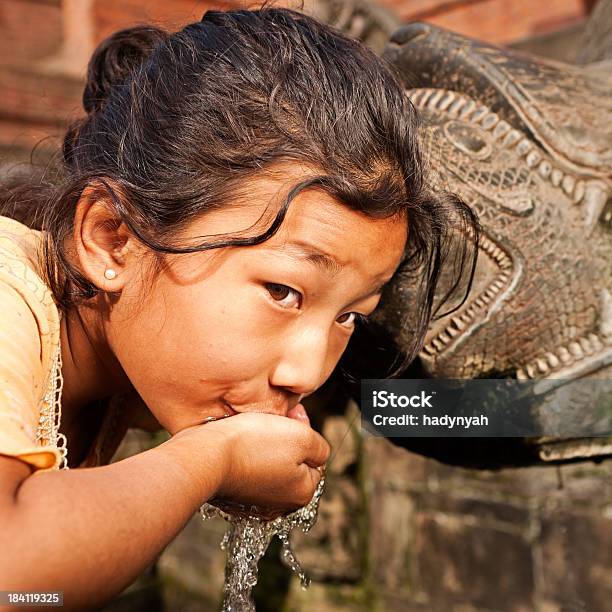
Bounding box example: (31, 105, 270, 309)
(200, 476, 326, 611)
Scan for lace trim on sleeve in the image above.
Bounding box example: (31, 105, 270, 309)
(35, 330, 69, 470)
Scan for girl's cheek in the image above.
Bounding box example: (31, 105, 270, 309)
(175, 282, 289, 365)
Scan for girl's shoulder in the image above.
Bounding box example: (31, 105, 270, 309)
(0, 214, 60, 371)
(0, 214, 49, 292)
(0, 214, 63, 473)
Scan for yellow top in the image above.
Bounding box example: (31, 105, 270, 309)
(0, 214, 65, 472)
(0, 214, 154, 474)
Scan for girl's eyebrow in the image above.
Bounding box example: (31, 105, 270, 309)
(266, 240, 394, 297)
(268, 241, 344, 276)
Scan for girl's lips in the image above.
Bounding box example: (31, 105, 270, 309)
(287, 402, 310, 425)
(224, 400, 310, 425)
(223, 402, 238, 416)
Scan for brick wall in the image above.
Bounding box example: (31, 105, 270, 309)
(0, 0, 593, 160)
(0, 0, 62, 65)
(377, 0, 589, 43)
(92, 0, 236, 43)
(0, 0, 241, 160)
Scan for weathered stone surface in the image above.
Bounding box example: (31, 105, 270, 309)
(323, 411, 360, 476)
(416, 492, 530, 529)
(362, 435, 420, 595)
(538, 513, 612, 612)
(284, 581, 373, 612)
(291, 475, 364, 582)
(291, 410, 364, 582)
(156, 513, 227, 606)
(414, 513, 535, 611)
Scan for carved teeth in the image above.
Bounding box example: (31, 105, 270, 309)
(600, 288, 612, 340)
(516, 331, 608, 381)
(526, 151, 541, 167)
(448, 97, 467, 116)
(568, 341, 583, 358)
(432, 338, 444, 351)
(459, 100, 477, 120)
(438, 331, 452, 344)
(451, 316, 466, 331)
(538, 161, 552, 178)
(516, 140, 532, 156)
(446, 325, 460, 338)
(470, 106, 488, 122)
(410, 90, 426, 106)
(588, 333, 603, 351)
(481, 113, 499, 130)
(545, 352, 560, 369)
(422, 344, 436, 356)
(551, 169, 563, 187)
(573, 181, 586, 204)
(562, 175, 576, 197)
(460, 313, 472, 323)
(427, 89, 445, 109)
(480, 238, 511, 269)
(583, 181, 609, 227)
(492, 121, 511, 140)
(579, 337, 594, 355)
(437, 92, 455, 111)
(492, 280, 505, 291)
(502, 129, 521, 147)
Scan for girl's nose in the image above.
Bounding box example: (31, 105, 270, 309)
(269, 326, 331, 397)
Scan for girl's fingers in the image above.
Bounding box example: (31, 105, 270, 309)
(304, 430, 331, 468)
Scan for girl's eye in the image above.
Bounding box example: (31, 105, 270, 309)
(336, 312, 370, 329)
(265, 283, 302, 309)
(265, 283, 371, 329)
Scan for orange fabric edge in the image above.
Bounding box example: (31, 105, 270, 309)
(0, 447, 60, 473)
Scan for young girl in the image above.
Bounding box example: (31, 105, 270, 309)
(0, 5, 477, 608)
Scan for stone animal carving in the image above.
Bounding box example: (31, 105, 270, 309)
(364, 16, 612, 466)
(304, 0, 401, 53)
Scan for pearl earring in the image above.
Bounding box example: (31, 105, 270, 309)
(104, 268, 117, 280)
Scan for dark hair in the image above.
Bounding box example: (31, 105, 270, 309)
(1, 3, 479, 379)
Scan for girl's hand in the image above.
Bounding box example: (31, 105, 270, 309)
(169, 412, 330, 513)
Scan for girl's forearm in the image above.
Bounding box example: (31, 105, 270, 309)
(1, 434, 227, 609)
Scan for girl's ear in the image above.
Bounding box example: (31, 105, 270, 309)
(72, 185, 144, 293)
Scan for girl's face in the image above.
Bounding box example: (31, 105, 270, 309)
(105, 165, 408, 434)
